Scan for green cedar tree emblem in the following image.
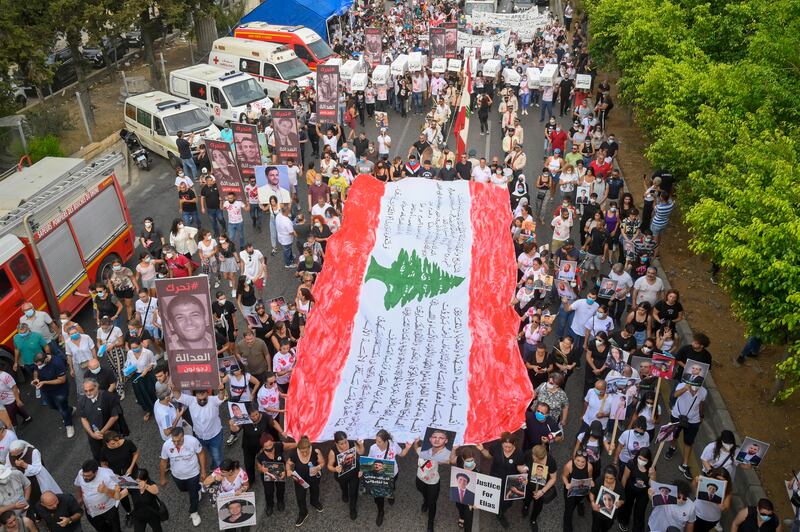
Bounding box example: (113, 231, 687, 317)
(364, 248, 465, 310)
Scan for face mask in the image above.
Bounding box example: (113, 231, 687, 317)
(112, 265, 122, 271)
(445, 164, 452, 169)
(722, 443, 733, 451)
(177, 224, 184, 229)
(535, 411, 546, 422)
(144, 257, 152, 263)
(760, 515, 771, 522)
(594, 388, 603, 396)
(90, 367, 102, 374)
(144, 222, 152, 228)
(595, 340, 604, 349)
(35, 363, 45, 370)
(17, 332, 29, 338)
(586, 297, 595, 305)
(463, 459, 476, 470)
(315, 180, 322, 186)
(314, 223, 322, 228)
(24, 309, 35, 318)
(97, 291, 105, 297)
(641, 347, 652, 355)
(547, 383, 557, 391)
(596, 312, 606, 319)
(218, 299, 226, 306)
(219, 238, 227, 244)
(562, 201, 569, 207)
(129, 329, 137, 335)
(164, 253, 173, 259)
(70, 333, 81, 340)
(637, 458, 648, 467)
(133, 347, 142, 353)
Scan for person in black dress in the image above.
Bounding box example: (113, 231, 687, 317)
(100, 431, 140, 525)
(589, 465, 625, 532)
(616, 448, 655, 532)
(228, 404, 283, 487)
(117, 469, 163, 532)
(562, 451, 593, 532)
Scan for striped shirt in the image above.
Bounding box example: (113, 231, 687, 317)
(651, 199, 675, 227)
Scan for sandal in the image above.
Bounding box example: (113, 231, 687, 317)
(458, 519, 464, 528)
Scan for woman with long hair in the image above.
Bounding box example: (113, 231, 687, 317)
(327, 431, 364, 521)
(116, 468, 163, 532)
(366, 429, 411, 526)
(168, 219, 198, 258)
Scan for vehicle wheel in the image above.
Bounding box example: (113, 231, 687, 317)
(168, 152, 180, 171)
(96, 253, 121, 286)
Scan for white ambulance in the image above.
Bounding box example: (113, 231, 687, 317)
(169, 64, 273, 127)
(208, 37, 316, 100)
(123, 91, 221, 168)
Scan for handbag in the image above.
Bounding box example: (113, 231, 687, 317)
(155, 496, 169, 521)
(676, 394, 698, 429)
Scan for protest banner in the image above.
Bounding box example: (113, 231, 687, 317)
(364, 28, 382, 66)
(205, 139, 244, 200)
(443, 22, 458, 59)
(430, 28, 447, 58)
(359, 457, 395, 497)
(270, 109, 301, 164)
(217, 492, 256, 530)
(231, 122, 261, 179)
(155, 276, 220, 391)
(448, 468, 502, 514)
(285, 178, 532, 444)
(316, 64, 340, 122)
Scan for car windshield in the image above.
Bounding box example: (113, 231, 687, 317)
(163, 108, 212, 135)
(307, 39, 334, 60)
(275, 58, 311, 80)
(223, 77, 266, 107)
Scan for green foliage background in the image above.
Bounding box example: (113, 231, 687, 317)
(584, 0, 800, 397)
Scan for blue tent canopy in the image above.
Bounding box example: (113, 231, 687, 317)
(236, 0, 353, 43)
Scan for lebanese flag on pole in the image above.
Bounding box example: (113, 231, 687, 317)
(286, 176, 532, 444)
(454, 56, 473, 159)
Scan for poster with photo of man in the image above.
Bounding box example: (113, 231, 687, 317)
(449, 467, 476, 505)
(419, 427, 456, 462)
(316, 64, 340, 122)
(205, 139, 244, 200)
(443, 23, 458, 59)
(430, 28, 446, 58)
(682, 359, 710, 387)
(270, 109, 301, 163)
(155, 276, 220, 391)
(232, 122, 261, 178)
(359, 457, 395, 498)
(254, 165, 292, 205)
(697, 476, 727, 503)
(735, 437, 770, 467)
(217, 492, 257, 530)
(365, 28, 382, 66)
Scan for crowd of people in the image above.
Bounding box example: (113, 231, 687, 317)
(2, 0, 793, 531)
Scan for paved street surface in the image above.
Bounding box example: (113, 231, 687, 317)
(15, 80, 688, 532)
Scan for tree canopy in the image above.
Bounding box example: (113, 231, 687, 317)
(585, 0, 800, 397)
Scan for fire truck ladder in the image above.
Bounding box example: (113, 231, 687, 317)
(0, 152, 124, 232)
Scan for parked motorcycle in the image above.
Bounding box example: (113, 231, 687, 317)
(119, 129, 151, 170)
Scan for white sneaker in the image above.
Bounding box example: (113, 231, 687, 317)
(190, 512, 201, 527)
(714, 525, 723, 532)
(66, 425, 75, 438)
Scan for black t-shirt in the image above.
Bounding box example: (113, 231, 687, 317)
(607, 177, 624, 200)
(591, 480, 625, 512)
(140, 228, 164, 254)
(524, 452, 557, 489)
(240, 415, 279, 451)
(674, 345, 711, 380)
(412, 140, 431, 158)
(353, 138, 369, 158)
(84, 366, 117, 392)
(99, 439, 138, 475)
(611, 332, 637, 353)
(201, 184, 221, 209)
(212, 300, 237, 330)
(599, 141, 619, 158)
(624, 461, 650, 492)
(256, 442, 285, 480)
(438, 167, 457, 181)
(455, 161, 472, 180)
(179, 188, 198, 213)
(654, 300, 683, 324)
(176, 138, 192, 160)
(652, 169, 675, 193)
(490, 442, 523, 479)
(522, 412, 560, 450)
(419, 167, 436, 179)
(587, 228, 609, 255)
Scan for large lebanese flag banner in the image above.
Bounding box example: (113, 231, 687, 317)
(286, 176, 532, 444)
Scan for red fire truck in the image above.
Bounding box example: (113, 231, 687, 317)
(0, 152, 135, 350)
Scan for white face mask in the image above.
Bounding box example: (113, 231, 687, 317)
(722, 443, 733, 451)
(637, 458, 648, 467)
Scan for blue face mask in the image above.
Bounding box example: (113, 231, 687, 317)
(586, 297, 595, 305)
(70, 333, 81, 340)
(535, 411, 546, 422)
(133, 347, 142, 353)
(759, 514, 771, 522)
(17, 331, 29, 338)
(24, 309, 35, 318)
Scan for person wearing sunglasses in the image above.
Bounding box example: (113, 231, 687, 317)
(647, 480, 696, 532)
(730, 498, 781, 532)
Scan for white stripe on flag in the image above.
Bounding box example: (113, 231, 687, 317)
(319, 179, 474, 443)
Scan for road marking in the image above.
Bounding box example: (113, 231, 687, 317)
(138, 184, 155, 197)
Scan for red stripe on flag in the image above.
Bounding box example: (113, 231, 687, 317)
(464, 182, 533, 444)
(285, 175, 385, 441)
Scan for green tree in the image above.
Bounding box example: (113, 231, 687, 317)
(364, 249, 465, 310)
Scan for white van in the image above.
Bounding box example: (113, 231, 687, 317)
(123, 91, 221, 168)
(169, 64, 273, 127)
(209, 37, 315, 100)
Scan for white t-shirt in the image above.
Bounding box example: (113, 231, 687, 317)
(551, 216, 573, 241)
(583, 314, 614, 339)
(125, 348, 156, 374)
(135, 297, 158, 327)
(581, 389, 612, 430)
(670, 384, 707, 424)
(0, 428, 18, 462)
(96, 327, 123, 347)
(648, 499, 696, 532)
(471, 165, 491, 183)
(154, 400, 187, 441)
(160, 434, 203, 480)
(66, 334, 96, 365)
(273, 350, 296, 385)
(0, 372, 18, 406)
(633, 276, 665, 306)
(174, 175, 194, 188)
(607, 271, 633, 300)
(569, 299, 599, 336)
(223, 200, 245, 224)
(286, 165, 300, 189)
(275, 214, 295, 246)
(256, 385, 281, 418)
(617, 429, 651, 463)
(74, 467, 119, 517)
(240, 249, 264, 280)
(368, 442, 402, 477)
(177, 394, 223, 440)
(311, 203, 333, 218)
(416, 457, 440, 485)
(699, 442, 737, 479)
(377, 134, 391, 154)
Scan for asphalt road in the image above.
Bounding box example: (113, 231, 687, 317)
(14, 80, 689, 532)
